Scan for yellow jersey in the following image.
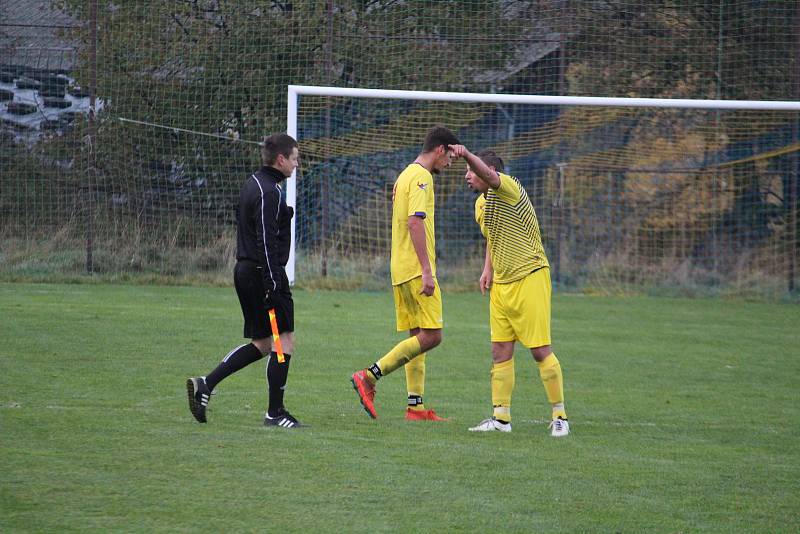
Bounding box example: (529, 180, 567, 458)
(391, 163, 436, 285)
(475, 172, 549, 283)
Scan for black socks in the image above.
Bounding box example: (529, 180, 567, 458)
(203, 345, 293, 418)
(267, 352, 292, 417)
(205, 343, 265, 391)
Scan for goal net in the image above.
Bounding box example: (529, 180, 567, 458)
(291, 86, 800, 297)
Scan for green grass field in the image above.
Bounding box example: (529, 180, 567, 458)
(1, 283, 799, 533)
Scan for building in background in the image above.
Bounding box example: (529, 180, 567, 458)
(0, 0, 98, 146)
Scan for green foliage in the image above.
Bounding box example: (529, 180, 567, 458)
(55, 0, 545, 140)
(566, 1, 797, 100)
(1, 284, 799, 531)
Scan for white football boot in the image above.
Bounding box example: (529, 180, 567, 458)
(549, 417, 570, 437)
(468, 417, 512, 433)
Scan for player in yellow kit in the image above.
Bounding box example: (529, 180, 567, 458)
(452, 144, 570, 437)
(351, 126, 460, 421)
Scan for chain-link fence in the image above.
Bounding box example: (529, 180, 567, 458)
(1, 1, 798, 298)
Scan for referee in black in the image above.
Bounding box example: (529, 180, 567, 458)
(187, 133, 302, 428)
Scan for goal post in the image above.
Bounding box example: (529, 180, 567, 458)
(286, 84, 800, 296)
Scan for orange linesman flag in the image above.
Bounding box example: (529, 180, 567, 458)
(268, 308, 285, 363)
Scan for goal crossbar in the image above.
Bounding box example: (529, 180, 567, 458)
(289, 84, 800, 111)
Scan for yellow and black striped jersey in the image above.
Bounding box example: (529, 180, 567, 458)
(474, 172, 549, 283)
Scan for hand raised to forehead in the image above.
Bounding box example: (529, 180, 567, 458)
(449, 144, 468, 158)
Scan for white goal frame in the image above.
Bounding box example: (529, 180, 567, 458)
(285, 84, 800, 284)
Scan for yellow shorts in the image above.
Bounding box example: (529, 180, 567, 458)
(489, 267, 551, 348)
(393, 276, 443, 331)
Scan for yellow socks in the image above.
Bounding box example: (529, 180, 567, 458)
(491, 358, 515, 422)
(374, 336, 423, 377)
(537, 352, 567, 419)
(484, 354, 566, 422)
(405, 352, 426, 410)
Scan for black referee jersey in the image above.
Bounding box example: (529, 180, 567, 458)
(236, 165, 293, 292)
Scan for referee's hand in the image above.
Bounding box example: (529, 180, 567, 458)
(264, 290, 277, 310)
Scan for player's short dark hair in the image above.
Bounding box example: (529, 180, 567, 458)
(477, 150, 504, 172)
(261, 133, 298, 165)
(422, 126, 460, 153)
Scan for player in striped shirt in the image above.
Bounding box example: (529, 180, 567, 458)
(451, 144, 569, 437)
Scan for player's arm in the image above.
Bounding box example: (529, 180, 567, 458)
(479, 241, 493, 295)
(408, 215, 435, 296)
(451, 144, 501, 189)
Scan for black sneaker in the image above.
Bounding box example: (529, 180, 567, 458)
(186, 377, 211, 423)
(263, 408, 303, 428)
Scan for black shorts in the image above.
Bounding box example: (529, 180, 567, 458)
(234, 260, 294, 339)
